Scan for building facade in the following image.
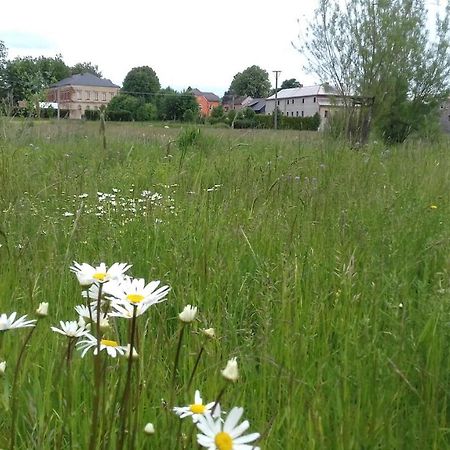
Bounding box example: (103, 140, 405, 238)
(47, 73, 120, 119)
(265, 85, 341, 121)
(191, 88, 220, 117)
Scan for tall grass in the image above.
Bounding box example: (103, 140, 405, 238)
(0, 119, 449, 449)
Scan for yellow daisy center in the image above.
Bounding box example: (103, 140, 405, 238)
(93, 272, 107, 281)
(100, 339, 118, 347)
(215, 432, 233, 450)
(189, 403, 206, 414)
(126, 294, 145, 303)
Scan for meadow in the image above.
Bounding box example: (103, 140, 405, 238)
(0, 118, 449, 449)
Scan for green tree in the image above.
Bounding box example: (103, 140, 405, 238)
(229, 65, 271, 98)
(0, 40, 8, 99)
(106, 94, 141, 121)
(299, 0, 450, 143)
(122, 66, 160, 102)
(157, 89, 199, 121)
(70, 62, 102, 77)
(280, 78, 302, 90)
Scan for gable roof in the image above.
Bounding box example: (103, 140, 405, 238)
(191, 88, 220, 102)
(49, 73, 120, 88)
(266, 84, 340, 100)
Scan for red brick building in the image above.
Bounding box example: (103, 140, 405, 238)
(191, 88, 220, 117)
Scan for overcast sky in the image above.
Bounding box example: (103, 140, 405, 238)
(0, 0, 319, 96)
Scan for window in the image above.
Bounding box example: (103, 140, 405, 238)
(324, 110, 329, 118)
(277, 100, 280, 105)
(86, 91, 90, 100)
(292, 99, 295, 104)
(94, 91, 99, 101)
(301, 111, 304, 117)
(77, 90, 82, 100)
(302, 98, 305, 104)
(296, 111, 299, 117)
(313, 97, 316, 103)
(102, 92, 107, 101)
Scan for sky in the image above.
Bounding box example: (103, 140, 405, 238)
(0, 0, 319, 96)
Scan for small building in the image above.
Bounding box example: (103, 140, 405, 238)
(191, 88, 221, 117)
(46, 73, 120, 119)
(222, 94, 252, 112)
(265, 84, 342, 121)
(242, 97, 266, 114)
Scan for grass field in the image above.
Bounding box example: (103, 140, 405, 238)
(0, 118, 449, 449)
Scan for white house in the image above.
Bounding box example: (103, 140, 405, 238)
(265, 84, 343, 121)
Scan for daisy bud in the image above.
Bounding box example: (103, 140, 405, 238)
(125, 344, 139, 360)
(202, 327, 215, 339)
(221, 357, 239, 382)
(179, 305, 197, 323)
(0, 361, 6, 375)
(36, 302, 49, 318)
(144, 422, 155, 435)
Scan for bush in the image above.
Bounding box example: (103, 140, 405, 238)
(106, 110, 133, 121)
(84, 110, 100, 121)
(135, 103, 157, 121)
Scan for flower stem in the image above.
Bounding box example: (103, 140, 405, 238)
(88, 283, 104, 450)
(170, 324, 185, 408)
(116, 304, 138, 450)
(187, 344, 204, 391)
(9, 326, 36, 450)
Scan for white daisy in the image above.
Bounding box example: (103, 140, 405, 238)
(74, 304, 96, 321)
(51, 320, 90, 338)
(196, 407, 260, 450)
(70, 262, 131, 287)
(221, 357, 239, 382)
(107, 277, 170, 307)
(179, 305, 197, 323)
(76, 333, 127, 358)
(173, 390, 219, 423)
(0, 312, 37, 331)
(109, 301, 154, 319)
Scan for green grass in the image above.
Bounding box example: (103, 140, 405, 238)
(0, 118, 449, 449)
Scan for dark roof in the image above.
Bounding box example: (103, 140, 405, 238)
(49, 73, 120, 88)
(247, 98, 266, 112)
(222, 94, 247, 106)
(191, 88, 220, 102)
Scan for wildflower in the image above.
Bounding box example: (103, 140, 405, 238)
(36, 302, 49, 318)
(0, 313, 36, 331)
(196, 407, 260, 450)
(70, 262, 131, 287)
(63, 212, 74, 217)
(107, 277, 170, 307)
(109, 301, 155, 319)
(76, 333, 127, 358)
(202, 328, 215, 339)
(0, 361, 6, 375)
(430, 205, 438, 209)
(144, 422, 155, 435)
(179, 305, 197, 323)
(125, 344, 139, 360)
(51, 321, 90, 338)
(74, 304, 96, 321)
(174, 390, 219, 423)
(221, 357, 239, 383)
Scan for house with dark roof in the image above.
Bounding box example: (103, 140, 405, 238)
(221, 93, 252, 112)
(46, 73, 120, 119)
(242, 97, 266, 114)
(265, 84, 342, 122)
(191, 88, 220, 117)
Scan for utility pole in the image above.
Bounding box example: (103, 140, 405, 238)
(273, 70, 281, 130)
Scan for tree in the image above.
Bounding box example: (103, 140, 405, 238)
(71, 62, 102, 77)
(122, 66, 160, 102)
(106, 94, 141, 121)
(280, 78, 302, 90)
(157, 89, 199, 121)
(0, 40, 8, 98)
(298, 0, 450, 143)
(229, 65, 271, 98)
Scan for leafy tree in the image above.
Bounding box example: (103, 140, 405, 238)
(157, 89, 199, 121)
(229, 65, 271, 98)
(106, 94, 141, 121)
(70, 62, 102, 77)
(280, 78, 302, 90)
(0, 40, 8, 98)
(299, 0, 450, 143)
(122, 66, 160, 102)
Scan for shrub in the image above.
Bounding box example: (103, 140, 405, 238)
(84, 110, 100, 121)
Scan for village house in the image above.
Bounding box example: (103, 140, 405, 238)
(46, 73, 120, 119)
(265, 84, 342, 121)
(191, 88, 220, 117)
